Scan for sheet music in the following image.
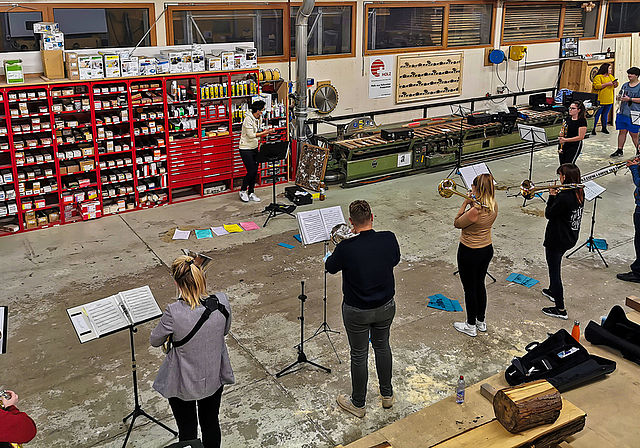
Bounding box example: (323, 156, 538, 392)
(459, 163, 491, 189)
(119, 285, 162, 324)
(70, 313, 92, 336)
(84, 296, 129, 336)
(296, 206, 346, 245)
(297, 210, 328, 245)
(583, 180, 606, 202)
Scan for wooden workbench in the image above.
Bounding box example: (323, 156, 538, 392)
(340, 310, 640, 448)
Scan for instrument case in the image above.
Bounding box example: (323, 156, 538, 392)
(381, 128, 414, 141)
(585, 305, 640, 365)
(285, 186, 313, 205)
(467, 113, 492, 125)
(505, 329, 616, 392)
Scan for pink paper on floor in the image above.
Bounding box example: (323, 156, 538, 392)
(240, 221, 260, 231)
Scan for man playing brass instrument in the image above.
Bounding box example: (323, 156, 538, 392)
(616, 158, 640, 283)
(325, 200, 400, 418)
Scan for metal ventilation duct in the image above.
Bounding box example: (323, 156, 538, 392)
(294, 0, 315, 143)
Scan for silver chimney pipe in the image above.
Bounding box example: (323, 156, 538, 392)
(295, 0, 315, 143)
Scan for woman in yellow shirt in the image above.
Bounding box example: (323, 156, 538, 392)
(591, 63, 619, 135)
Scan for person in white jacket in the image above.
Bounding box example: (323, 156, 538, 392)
(238, 100, 274, 202)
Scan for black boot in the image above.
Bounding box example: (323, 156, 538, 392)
(610, 148, 623, 157)
(591, 128, 597, 135)
(602, 127, 609, 134)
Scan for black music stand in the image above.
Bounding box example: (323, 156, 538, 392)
(257, 141, 296, 227)
(566, 181, 608, 267)
(517, 124, 549, 206)
(276, 281, 331, 378)
(447, 105, 471, 179)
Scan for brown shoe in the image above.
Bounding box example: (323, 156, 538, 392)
(382, 395, 394, 409)
(337, 394, 365, 418)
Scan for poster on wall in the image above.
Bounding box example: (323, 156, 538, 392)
(396, 51, 463, 103)
(369, 55, 393, 99)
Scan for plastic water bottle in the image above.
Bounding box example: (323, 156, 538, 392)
(456, 375, 465, 404)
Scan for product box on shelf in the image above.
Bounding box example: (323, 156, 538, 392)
(156, 59, 170, 74)
(120, 56, 139, 77)
(40, 32, 65, 51)
(206, 57, 221, 71)
(77, 55, 92, 79)
(161, 50, 183, 73)
(101, 54, 121, 78)
(90, 55, 104, 79)
(41, 50, 65, 79)
(218, 52, 235, 70)
(192, 49, 205, 72)
(4, 60, 24, 84)
(181, 51, 192, 72)
(33, 22, 60, 34)
(139, 58, 157, 76)
(234, 53, 246, 69)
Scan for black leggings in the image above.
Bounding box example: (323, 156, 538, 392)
(457, 243, 494, 325)
(240, 149, 259, 193)
(545, 247, 567, 309)
(168, 386, 224, 448)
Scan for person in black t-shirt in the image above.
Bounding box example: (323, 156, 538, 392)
(326, 200, 400, 418)
(558, 101, 588, 165)
(542, 164, 584, 319)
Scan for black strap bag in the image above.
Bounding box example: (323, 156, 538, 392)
(585, 305, 640, 365)
(162, 295, 229, 353)
(505, 328, 616, 392)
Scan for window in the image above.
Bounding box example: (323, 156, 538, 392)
(290, 5, 353, 56)
(606, 1, 640, 34)
(0, 10, 44, 52)
(447, 4, 493, 47)
(563, 2, 599, 38)
(171, 9, 284, 57)
(367, 6, 444, 51)
(53, 8, 152, 49)
(503, 4, 561, 42)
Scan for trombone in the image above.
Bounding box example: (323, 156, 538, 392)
(438, 178, 487, 207)
(520, 179, 584, 200)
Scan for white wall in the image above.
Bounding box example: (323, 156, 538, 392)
(1, 0, 635, 131)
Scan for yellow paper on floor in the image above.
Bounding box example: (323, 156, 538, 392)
(224, 224, 244, 233)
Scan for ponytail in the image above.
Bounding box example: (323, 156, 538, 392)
(171, 255, 207, 309)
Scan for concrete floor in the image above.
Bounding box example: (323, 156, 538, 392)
(3, 129, 638, 448)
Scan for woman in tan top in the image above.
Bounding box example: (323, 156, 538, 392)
(452, 173, 498, 337)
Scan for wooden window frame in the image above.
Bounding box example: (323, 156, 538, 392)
(290, 2, 357, 60)
(500, 1, 601, 46)
(166, 4, 290, 64)
(364, 1, 497, 57)
(604, 0, 640, 38)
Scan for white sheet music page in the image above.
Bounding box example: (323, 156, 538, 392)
(459, 163, 491, 189)
(84, 296, 130, 336)
(297, 209, 328, 245)
(583, 181, 606, 202)
(320, 206, 346, 235)
(119, 285, 162, 324)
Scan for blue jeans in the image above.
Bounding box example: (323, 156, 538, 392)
(631, 206, 640, 276)
(342, 299, 395, 407)
(593, 103, 612, 128)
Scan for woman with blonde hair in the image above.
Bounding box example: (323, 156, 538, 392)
(453, 173, 498, 337)
(150, 255, 234, 448)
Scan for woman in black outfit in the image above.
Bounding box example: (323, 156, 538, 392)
(542, 164, 584, 319)
(558, 101, 588, 165)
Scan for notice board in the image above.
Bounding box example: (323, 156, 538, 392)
(396, 51, 463, 103)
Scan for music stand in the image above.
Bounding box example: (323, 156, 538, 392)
(517, 124, 549, 206)
(447, 105, 471, 179)
(566, 181, 608, 267)
(256, 141, 296, 227)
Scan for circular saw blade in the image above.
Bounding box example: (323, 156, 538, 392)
(313, 84, 339, 114)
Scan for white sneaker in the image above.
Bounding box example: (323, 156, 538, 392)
(248, 193, 261, 202)
(453, 321, 477, 337)
(239, 191, 249, 202)
(476, 320, 487, 332)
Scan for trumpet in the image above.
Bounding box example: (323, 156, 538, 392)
(438, 178, 486, 207)
(558, 120, 567, 154)
(520, 179, 584, 200)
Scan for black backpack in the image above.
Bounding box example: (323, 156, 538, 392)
(585, 305, 640, 364)
(505, 328, 616, 392)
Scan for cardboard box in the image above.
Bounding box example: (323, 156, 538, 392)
(120, 57, 139, 77)
(220, 52, 234, 70)
(4, 60, 24, 84)
(160, 50, 183, 73)
(41, 50, 65, 80)
(139, 58, 157, 76)
(65, 51, 78, 63)
(25, 218, 37, 229)
(34, 22, 59, 34)
(90, 56, 104, 78)
(39, 33, 64, 51)
(156, 59, 170, 74)
(192, 49, 205, 72)
(79, 160, 94, 171)
(47, 210, 60, 223)
(102, 54, 120, 78)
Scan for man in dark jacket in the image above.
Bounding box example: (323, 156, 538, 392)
(325, 200, 400, 418)
(616, 159, 640, 283)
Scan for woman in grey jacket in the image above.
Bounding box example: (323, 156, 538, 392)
(150, 255, 234, 448)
